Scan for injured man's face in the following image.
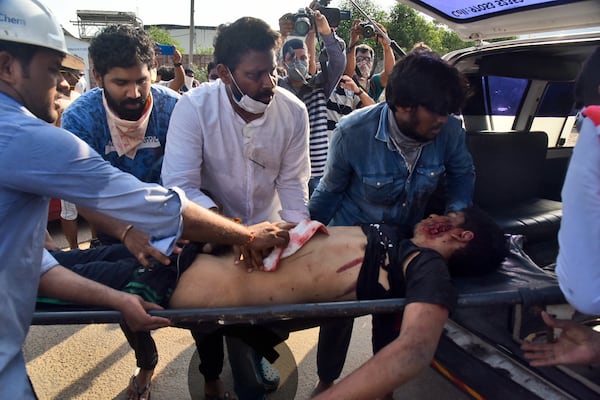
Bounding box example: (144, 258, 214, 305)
(414, 211, 466, 238)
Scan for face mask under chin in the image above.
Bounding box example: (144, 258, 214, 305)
(227, 67, 269, 114)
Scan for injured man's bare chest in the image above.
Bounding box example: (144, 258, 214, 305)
(169, 225, 370, 309)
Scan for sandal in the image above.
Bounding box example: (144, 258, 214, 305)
(128, 374, 152, 400)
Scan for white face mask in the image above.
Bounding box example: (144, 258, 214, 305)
(227, 67, 269, 114)
(357, 61, 372, 78)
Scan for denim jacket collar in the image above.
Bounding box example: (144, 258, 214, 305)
(374, 103, 398, 152)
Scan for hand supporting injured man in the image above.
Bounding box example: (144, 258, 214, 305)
(169, 208, 506, 399)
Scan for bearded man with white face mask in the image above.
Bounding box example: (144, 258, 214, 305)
(62, 25, 180, 187)
(278, 7, 346, 194)
(162, 17, 310, 400)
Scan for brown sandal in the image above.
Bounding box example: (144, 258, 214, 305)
(128, 375, 152, 400)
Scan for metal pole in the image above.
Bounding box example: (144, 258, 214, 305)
(347, 0, 406, 57)
(188, 0, 195, 67)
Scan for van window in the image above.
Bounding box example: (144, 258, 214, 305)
(487, 76, 528, 131)
(531, 81, 578, 147)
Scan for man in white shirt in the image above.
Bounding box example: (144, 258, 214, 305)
(162, 16, 310, 400)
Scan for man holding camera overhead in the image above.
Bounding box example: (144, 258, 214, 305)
(278, 1, 346, 195)
(346, 19, 396, 102)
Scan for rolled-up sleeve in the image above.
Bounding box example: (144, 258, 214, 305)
(6, 125, 187, 255)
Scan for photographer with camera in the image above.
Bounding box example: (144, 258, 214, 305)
(278, 2, 346, 195)
(345, 19, 396, 102)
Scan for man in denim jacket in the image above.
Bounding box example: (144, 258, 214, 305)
(308, 52, 475, 397)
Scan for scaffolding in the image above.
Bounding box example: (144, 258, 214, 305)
(70, 10, 143, 40)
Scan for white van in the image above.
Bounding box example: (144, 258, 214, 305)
(398, 1, 600, 398)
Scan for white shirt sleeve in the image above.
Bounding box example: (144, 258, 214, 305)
(162, 93, 218, 210)
(275, 100, 311, 223)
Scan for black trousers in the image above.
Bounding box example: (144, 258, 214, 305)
(51, 244, 164, 370)
(316, 313, 401, 382)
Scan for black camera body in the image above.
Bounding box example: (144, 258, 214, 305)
(292, 9, 312, 36)
(291, 4, 351, 36)
(359, 22, 376, 38)
(316, 0, 350, 27)
(320, 7, 352, 28)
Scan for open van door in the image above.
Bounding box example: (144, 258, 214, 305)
(396, 0, 600, 40)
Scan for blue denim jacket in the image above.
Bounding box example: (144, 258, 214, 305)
(309, 102, 474, 227)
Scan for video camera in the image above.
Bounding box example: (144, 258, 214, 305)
(291, 0, 351, 36)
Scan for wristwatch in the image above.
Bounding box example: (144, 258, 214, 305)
(173, 62, 183, 67)
(354, 88, 364, 96)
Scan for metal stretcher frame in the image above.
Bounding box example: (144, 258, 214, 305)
(32, 237, 565, 330)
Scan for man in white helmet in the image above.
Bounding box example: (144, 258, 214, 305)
(0, 1, 289, 398)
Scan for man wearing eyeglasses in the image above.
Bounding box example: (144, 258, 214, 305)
(308, 52, 476, 398)
(345, 20, 395, 103)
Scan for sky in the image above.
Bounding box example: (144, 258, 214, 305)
(43, 0, 399, 37)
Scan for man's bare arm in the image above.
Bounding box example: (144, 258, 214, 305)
(78, 206, 133, 241)
(168, 49, 185, 92)
(181, 202, 289, 269)
(377, 24, 395, 88)
(38, 265, 170, 332)
(77, 206, 173, 267)
(344, 19, 362, 77)
(313, 302, 448, 399)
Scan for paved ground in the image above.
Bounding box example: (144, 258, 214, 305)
(26, 220, 470, 399)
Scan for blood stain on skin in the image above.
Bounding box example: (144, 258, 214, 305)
(426, 222, 452, 235)
(336, 258, 363, 273)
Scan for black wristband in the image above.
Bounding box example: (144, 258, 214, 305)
(173, 62, 182, 67)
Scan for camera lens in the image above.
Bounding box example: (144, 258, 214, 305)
(361, 23, 375, 38)
(294, 16, 311, 36)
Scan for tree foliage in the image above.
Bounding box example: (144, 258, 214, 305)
(329, 0, 474, 58)
(146, 26, 182, 52)
(334, 0, 388, 51)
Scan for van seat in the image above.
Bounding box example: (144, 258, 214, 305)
(465, 131, 562, 242)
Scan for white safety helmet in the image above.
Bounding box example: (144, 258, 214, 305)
(0, 0, 84, 70)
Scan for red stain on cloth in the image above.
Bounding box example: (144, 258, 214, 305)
(262, 220, 329, 271)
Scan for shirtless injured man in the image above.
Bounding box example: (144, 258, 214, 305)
(167, 207, 506, 399)
(50, 207, 506, 399)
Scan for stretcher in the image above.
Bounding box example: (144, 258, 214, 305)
(32, 235, 565, 330)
